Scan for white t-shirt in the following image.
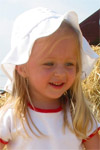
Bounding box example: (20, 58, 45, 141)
(0, 104, 99, 150)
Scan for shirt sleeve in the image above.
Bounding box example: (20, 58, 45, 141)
(0, 108, 12, 144)
(82, 118, 100, 143)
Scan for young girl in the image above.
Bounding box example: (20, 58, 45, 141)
(0, 7, 100, 150)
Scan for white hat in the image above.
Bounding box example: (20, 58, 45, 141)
(1, 7, 99, 92)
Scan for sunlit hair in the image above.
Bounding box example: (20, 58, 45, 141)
(0, 21, 95, 139)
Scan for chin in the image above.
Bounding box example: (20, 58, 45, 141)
(48, 94, 63, 99)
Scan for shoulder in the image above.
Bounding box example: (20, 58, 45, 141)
(82, 117, 100, 149)
(83, 127, 100, 149)
(0, 106, 14, 122)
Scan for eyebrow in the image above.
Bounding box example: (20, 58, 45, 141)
(41, 57, 77, 62)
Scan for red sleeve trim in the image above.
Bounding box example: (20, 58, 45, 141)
(82, 127, 100, 143)
(0, 138, 9, 144)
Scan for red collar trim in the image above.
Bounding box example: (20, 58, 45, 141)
(28, 103, 62, 113)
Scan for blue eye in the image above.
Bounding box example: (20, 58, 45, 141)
(43, 62, 54, 66)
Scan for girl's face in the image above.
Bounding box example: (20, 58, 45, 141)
(16, 27, 79, 108)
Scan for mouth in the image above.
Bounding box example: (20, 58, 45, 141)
(49, 82, 65, 89)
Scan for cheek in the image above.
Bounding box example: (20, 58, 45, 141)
(28, 69, 52, 92)
(67, 68, 76, 82)
(36, 69, 52, 78)
(28, 68, 52, 84)
(67, 67, 76, 75)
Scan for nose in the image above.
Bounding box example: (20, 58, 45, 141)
(54, 65, 66, 78)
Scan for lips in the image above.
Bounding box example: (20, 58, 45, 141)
(49, 82, 64, 89)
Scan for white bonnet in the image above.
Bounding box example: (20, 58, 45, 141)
(1, 7, 98, 92)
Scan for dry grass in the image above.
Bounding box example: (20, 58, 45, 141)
(0, 45, 100, 150)
(82, 45, 100, 122)
(0, 92, 9, 106)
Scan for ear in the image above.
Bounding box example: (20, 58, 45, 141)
(15, 64, 27, 78)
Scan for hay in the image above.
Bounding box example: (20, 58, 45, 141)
(82, 45, 100, 122)
(0, 92, 10, 107)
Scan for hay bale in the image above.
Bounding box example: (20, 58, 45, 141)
(0, 92, 10, 108)
(82, 45, 100, 122)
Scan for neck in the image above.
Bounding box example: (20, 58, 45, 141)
(29, 93, 61, 110)
(33, 99, 60, 109)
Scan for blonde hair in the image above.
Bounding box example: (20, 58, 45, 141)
(0, 21, 95, 139)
